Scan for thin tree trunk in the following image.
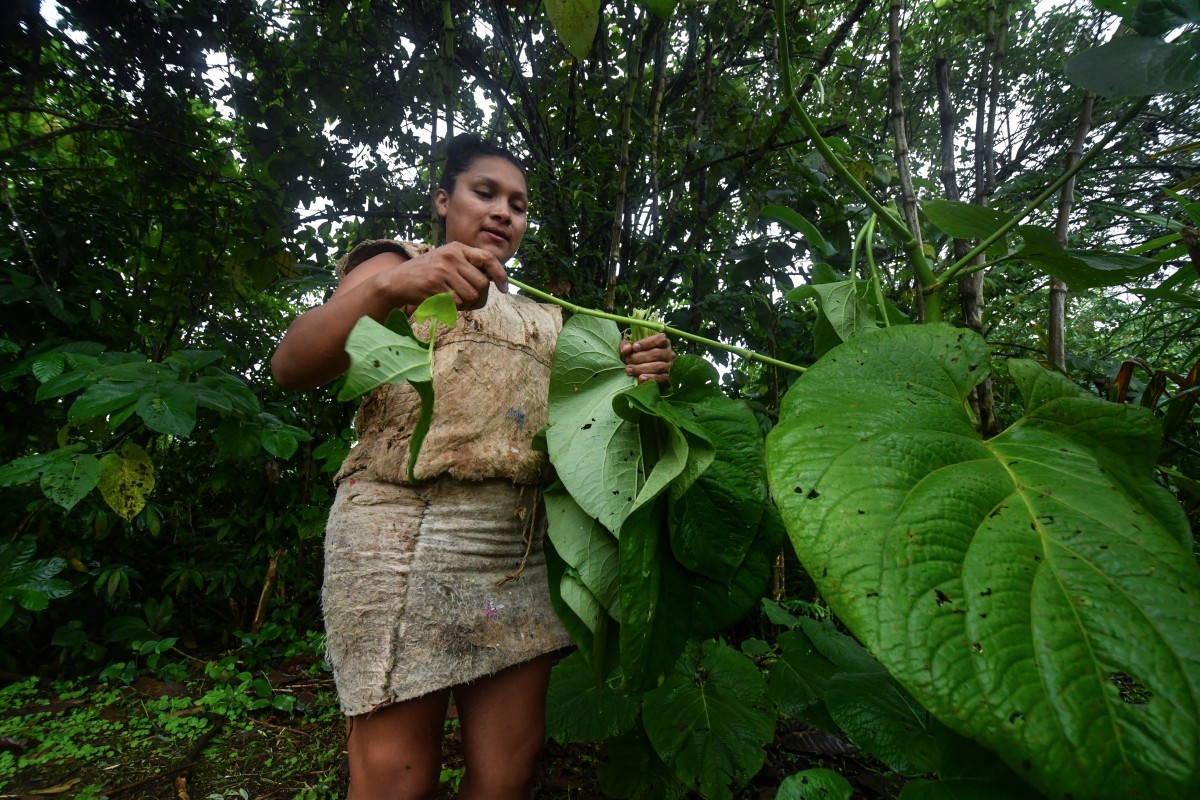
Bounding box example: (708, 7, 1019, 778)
(644, 1, 871, 306)
(985, 1, 1013, 195)
(1050, 93, 1095, 370)
(973, 1, 996, 204)
(251, 548, 284, 633)
(887, 0, 926, 320)
(648, 25, 667, 237)
(938, 58, 997, 436)
(604, 8, 648, 312)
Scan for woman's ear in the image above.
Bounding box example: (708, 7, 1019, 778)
(434, 187, 450, 218)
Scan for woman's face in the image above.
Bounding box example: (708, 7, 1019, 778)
(435, 156, 528, 263)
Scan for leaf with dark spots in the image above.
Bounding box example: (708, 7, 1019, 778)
(766, 323, 1200, 800)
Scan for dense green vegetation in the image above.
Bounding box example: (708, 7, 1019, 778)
(2, 0, 1199, 797)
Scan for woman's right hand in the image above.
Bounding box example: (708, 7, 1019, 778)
(383, 242, 509, 312)
(271, 243, 509, 389)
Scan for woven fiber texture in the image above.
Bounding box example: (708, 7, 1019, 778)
(323, 477, 571, 716)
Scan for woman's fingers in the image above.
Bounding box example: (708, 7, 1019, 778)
(622, 333, 675, 386)
(626, 361, 673, 386)
(621, 334, 674, 363)
(441, 245, 508, 309)
(456, 244, 509, 293)
(404, 244, 508, 310)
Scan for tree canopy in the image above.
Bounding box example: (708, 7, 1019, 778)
(2, 2, 1198, 794)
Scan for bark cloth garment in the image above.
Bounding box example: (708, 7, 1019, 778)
(323, 239, 572, 717)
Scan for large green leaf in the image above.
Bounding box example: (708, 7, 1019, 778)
(776, 769, 853, 800)
(616, 436, 692, 691)
(196, 371, 261, 416)
(544, 533, 609, 668)
(34, 365, 95, 402)
(547, 314, 642, 534)
(685, 504, 783, 638)
(825, 671, 941, 776)
(338, 313, 433, 400)
(598, 726, 690, 800)
(923, 199, 1014, 241)
(68, 380, 146, 424)
(767, 629, 836, 719)
(761, 204, 834, 259)
(766, 323, 1200, 800)
(0, 445, 87, 487)
(642, 640, 777, 800)
(1065, 35, 1200, 96)
(616, 356, 768, 580)
(1013, 225, 1162, 288)
(812, 281, 877, 342)
(164, 350, 223, 375)
(340, 301, 454, 480)
(641, 0, 678, 21)
(1132, 0, 1200, 36)
(663, 357, 767, 580)
(545, 650, 640, 744)
(897, 731, 1039, 800)
(545, 481, 621, 617)
(135, 381, 198, 437)
(40, 454, 101, 512)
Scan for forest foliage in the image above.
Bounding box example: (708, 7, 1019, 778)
(2, 0, 1200, 798)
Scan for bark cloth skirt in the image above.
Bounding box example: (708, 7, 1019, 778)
(322, 476, 573, 717)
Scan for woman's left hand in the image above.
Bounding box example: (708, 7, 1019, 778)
(621, 333, 675, 387)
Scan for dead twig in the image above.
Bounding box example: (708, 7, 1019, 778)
(246, 715, 312, 738)
(104, 717, 224, 798)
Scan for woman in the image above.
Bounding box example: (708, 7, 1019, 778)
(272, 134, 673, 800)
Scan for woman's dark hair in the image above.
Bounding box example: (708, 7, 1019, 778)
(436, 133, 526, 194)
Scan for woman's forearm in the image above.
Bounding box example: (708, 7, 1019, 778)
(271, 262, 410, 389)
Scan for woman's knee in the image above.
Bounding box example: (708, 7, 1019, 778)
(460, 721, 544, 795)
(348, 742, 441, 800)
(345, 696, 448, 800)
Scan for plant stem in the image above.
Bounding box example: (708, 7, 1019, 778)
(774, 0, 941, 322)
(929, 96, 1151, 293)
(507, 278, 807, 374)
(864, 215, 890, 327)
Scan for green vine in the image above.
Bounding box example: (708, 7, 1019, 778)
(507, 277, 807, 374)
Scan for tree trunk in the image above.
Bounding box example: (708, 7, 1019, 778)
(887, 0, 926, 321)
(1050, 93, 1096, 370)
(985, 1, 1014, 196)
(603, 7, 648, 313)
(937, 58, 997, 436)
(648, 25, 667, 237)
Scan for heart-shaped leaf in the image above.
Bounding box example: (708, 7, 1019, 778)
(766, 323, 1200, 800)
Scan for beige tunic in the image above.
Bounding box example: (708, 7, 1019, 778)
(322, 239, 572, 716)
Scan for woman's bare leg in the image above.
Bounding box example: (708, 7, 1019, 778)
(345, 688, 451, 800)
(454, 653, 555, 800)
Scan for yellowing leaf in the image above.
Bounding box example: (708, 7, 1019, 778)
(97, 443, 155, 521)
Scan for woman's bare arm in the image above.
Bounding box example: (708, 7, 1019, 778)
(271, 243, 508, 390)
